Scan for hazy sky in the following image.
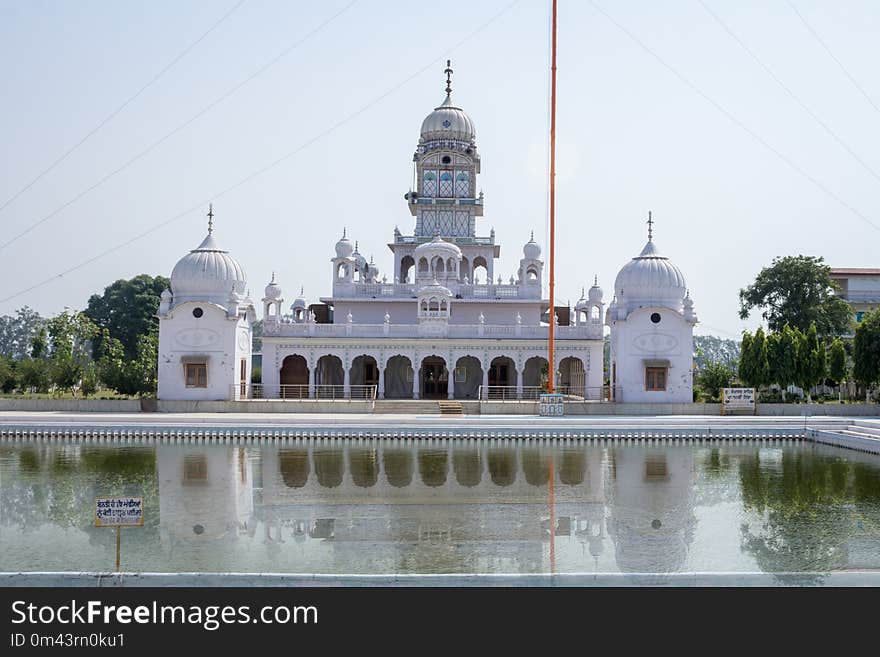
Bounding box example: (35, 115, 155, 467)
(1, 0, 878, 339)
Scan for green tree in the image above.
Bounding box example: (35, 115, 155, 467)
(0, 356, 16, 393)
(84, 274, 169, 359)
(795, 323, 826, 401)
(828, 338, 847, 399)
(693, 335, 740, 370)
(852, 309, 880, 401)
(0, 306, 46, 359)
(17, 358, 50, 393)
(739, 255, 852, 336)
(743, 327, 770, 389)
(46, 310, 98, 395)
(696, 361, 734, 401)
(97, 330, 158, 397)
(31, 327, 48, 359)
(738, 331, 754, 386)
(767, 325, 798, 401)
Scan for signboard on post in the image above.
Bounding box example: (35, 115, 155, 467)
(95, 497, 143, 572)
(539, 393, 564, 417)
(722, 388, 756, 415)
(95, 497, 144, 527)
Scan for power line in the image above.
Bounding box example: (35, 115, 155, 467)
(0, 0, 248, 216)
(0, 0, 360, 254)
(786, 0, 880, 118)
(698, 0, 880, 188)
(0, 0, 523, 306)
(588, 1, 880, 234)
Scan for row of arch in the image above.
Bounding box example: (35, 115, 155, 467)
(277, 353, 586, 399)
(400, 255, 489, 284)
(275, 447, 594, 489)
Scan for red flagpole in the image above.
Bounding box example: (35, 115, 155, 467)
(548, 0, 558, 393)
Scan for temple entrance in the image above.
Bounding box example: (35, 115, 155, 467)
(421, 357, 447, 399)
(279, 355, 308, 398)
(351, 355, 378, 398)
(488, 356, 515, 399)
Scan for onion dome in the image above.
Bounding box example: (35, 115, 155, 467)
(588, 275, 603, 303)
(170, 228, 247, 303)
(418, 278, 453, 300)
(292, 286, 306, 310)
(367, 256, 380, 280)
(264, 272, 282, 300)
(575, 287, 589, 312)
(419, 61, 475, 143)
(614, 239, 687, 307)
(335, 229, 354, 258)
(523, 231, 541, 260)
(413, 233, 462, 262)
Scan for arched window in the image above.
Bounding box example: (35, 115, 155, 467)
(400, 256, 414, 284)
(473, 256, 488, 284)
(422, 171, 437, 197)
(460, 257, 470, 282)
(526, 267, 539, 282)
(439, 171, 453, 197)
(591, 306, 600, 320)
(337, 263, 349, 279)
(440, 300, 447, 312)
(434, 258, 445, 275)
(294, 308, 304, 322)
(418, 257, 428, 273)
(429, 298, 439, 312)
(421, 300, 428, 312)
(447, 257, 455, 272)
(455, 170, 470, 197)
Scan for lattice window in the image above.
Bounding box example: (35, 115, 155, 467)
(422, 170, 437, 197)
(439, 171, 453, 197)
(454, 211, 469, 236)
(420, 211, 436, 236)
(438, 211, 454, 235)
(455, 170, 470, 197)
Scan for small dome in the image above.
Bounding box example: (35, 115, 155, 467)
(588, 276, 603, 303)
(413, 234, 462, 261)
(614, 240, 687, 306)
(523, 233, 541, 260)
(292, 285, 306, 309)
(575, 288, 589, 311)
(264, 272, 282, 300)
(171, 231, 247, 302)
(420, 94, 476, 143)
(335, 230, 353, 258)
(418, 279, 453, 299)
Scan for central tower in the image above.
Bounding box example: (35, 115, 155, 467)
(395, 61, 497, 285)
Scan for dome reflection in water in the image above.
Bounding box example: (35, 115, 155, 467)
(2, 440, 880, 576)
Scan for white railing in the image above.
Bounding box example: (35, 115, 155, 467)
(477, 385, 618, 402)
(231, 384, 377, 402)
(264, 321, 601, 339)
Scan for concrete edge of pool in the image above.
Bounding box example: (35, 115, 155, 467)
(2, 572, 879, 587)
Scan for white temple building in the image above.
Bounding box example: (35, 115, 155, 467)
(156, 63, 697, 404)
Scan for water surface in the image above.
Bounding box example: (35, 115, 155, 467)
(2, 439, 879, 576)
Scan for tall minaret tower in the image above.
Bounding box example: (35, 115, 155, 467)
(396, 61, 496, 285)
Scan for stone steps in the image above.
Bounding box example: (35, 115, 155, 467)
(438, 400, 463, 416)
(372, 400, 442, 414)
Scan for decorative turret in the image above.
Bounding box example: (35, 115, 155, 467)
(518, 231, 543, 285)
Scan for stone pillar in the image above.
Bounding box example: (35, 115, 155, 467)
(343, 364, 351, 399)
(412, 364, 420, 400)
(308, 363, 316, 399)
(516, 367, 524, 400)
(377, 365, 385, 399)
(447, 362, 455, 400)
(481, 364, 489, 400)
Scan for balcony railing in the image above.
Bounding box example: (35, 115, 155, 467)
(231, 384, 377, 402)
(262, 321, 602, 340)
(329, 281, 541, 300)
(477, 385, 619, 402)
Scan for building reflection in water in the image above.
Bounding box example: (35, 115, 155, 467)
(153, 442, 698, 573)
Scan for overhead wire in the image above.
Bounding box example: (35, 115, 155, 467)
(0, 0, 523, 305)
(587, 1, 880, 234)
(0, 0, 360, 253)
(0, 0, 248, 216)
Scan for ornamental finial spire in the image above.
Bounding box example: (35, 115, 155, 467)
(207, 203, 214, 235)
(594, 274, 598, 286)
(647, 210, 653, 242)
(444, 59, 453, 95)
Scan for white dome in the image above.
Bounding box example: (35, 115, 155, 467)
(588, 277, 603, 303)
(614, 240, 687, 307)
(335, 231, 354, 258)
(420, 94, 476, 143)
(413, 234, 462, 262)
(170, 232, 246, 301)
(264, 273, 282, 300)
(523, 234, 541, 260)
(418, 280, 453, 299)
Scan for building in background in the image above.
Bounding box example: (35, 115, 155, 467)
(830, 268, 880, 336)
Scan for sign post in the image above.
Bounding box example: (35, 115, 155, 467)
(721, 388, 757, 416)
(95, 497, 143, 571)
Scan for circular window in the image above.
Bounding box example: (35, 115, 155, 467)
(651, 519, 662, 529)
(192, 307, 204, 318)
(441, 155, 451, 164)
(442, 119, 451, 128)
(650, 312, 661, 324)
(193, 524, 205, 535)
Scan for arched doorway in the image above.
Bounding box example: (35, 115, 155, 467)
(488, 356, 516, 399)
(472, 256, 488, 284)
(420, 356, 448, 399)
(384, 355, 413, 399)
(453, 356, 482, 399)
(559, 356, 586, 398)
(315, 355, 344, 398)
(350, 355, 378, 399)
(400, 255, 414, 284)
(279, 355, 308, 399)
(523, 356, 548, 400)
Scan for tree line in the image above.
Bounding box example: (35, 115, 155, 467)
(0, 275, 168, 398)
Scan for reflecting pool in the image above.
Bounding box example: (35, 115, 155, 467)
(2, 439, 880, 576)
